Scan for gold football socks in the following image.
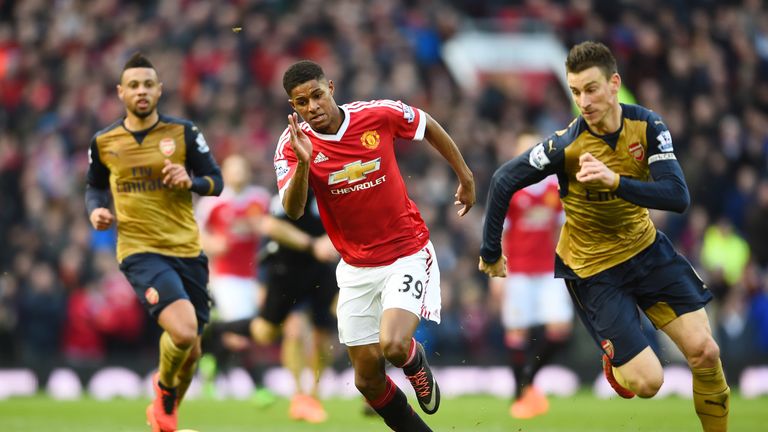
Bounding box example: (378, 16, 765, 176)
(282, 336, 306, 394)
(692, 359, 729, 432)
(175, 357, 197, 402)
(159, 331, 192, 389)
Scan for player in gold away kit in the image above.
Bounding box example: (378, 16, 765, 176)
(85, 53, 223, 432)
(479, 42, 729, 432)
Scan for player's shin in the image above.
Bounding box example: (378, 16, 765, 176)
(309, 330, 332, 398)
(282, 335, 306, 394)
(159, 331, 193, 388)
(175, 358, 197, 403)
(367, 375, 432, 432)
(528, 325, 569, 379)
(507, 338, 529, 398)
(692, 359, 729, 432)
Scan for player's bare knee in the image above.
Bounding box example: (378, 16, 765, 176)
(379, 336, 410, 367)
(635, 377, 663, 398)
(630, 368, 664, 398)
(169, 326, 197, 349)
(688, 338, 721, 368)
(544, 323, 572, 341)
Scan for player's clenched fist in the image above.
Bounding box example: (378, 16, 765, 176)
(89, 207, 114, 230)
(478, 255, 508, 278)
(576, 152, 618, 189)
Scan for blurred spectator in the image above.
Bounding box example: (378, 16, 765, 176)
(0, 273, 18, 365)
(62, 251, 144, 364)
(701, 218, 750, 297)
(17, 261, 67, 373)
(745, 179, 768, 267)
(748, 272, 768, 355)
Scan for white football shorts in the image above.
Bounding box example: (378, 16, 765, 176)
(336, 241, 441, 346)
(502, 273, 573, 329)
(209, 275, 261, 321)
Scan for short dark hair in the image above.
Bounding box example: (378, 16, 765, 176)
(565, 41, 617, 79)
(282, 60, 326, 95)
(122, 52, 155, 72)
(121, 52, 156, 82)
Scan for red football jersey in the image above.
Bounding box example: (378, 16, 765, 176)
(197, 186, 271, 277)
(503, 176, 562, 273)
(274, 100, 429, 267)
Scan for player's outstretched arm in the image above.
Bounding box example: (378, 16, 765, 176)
(259, 216, 339, 263)
(423, 113, 475, 216)
(258, 215, 313, 252)
(282, 113, 311, 219)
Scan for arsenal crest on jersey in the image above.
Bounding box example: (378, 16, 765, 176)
(628, 142, 644, 161)
(360, 130, 380, 150)
(159, 138, 176, 156)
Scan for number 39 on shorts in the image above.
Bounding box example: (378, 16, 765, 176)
(399, 273, 424, 300)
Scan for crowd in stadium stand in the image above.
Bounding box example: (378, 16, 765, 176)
(0, 0, 767, 381)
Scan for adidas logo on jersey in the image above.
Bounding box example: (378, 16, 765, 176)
(314, 152, 329, 164)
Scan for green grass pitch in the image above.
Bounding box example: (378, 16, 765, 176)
(0, 393, 765, 431)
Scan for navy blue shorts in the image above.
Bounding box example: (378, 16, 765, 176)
(563, 232, 712, 366)
(260, 261, 338, 330)
(120, 252, 211, 334)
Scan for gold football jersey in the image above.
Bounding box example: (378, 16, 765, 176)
(87, 115, 218, 262)
(552, 105, 676, 277)
(481, 104, 685, 279)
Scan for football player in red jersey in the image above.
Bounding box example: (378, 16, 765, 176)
(489, 131, 573, 419)
(274, 60, 475, 431)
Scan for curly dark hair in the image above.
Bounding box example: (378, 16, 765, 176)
(282, 60, 326, 95)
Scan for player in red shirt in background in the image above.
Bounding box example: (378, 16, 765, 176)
(275, 60, 475, 432)
(198, 154, 337, 422)
(196, 154, 271, 402)
(197, 154, 271, 324)
(489, 131, 573, 419)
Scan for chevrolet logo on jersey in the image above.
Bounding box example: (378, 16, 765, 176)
(328, 158, 381, 185)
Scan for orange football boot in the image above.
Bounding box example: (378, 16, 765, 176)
(150, 373, 179, 431)
(509, 386, 550, 419)
(289, 394, 328, 423)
